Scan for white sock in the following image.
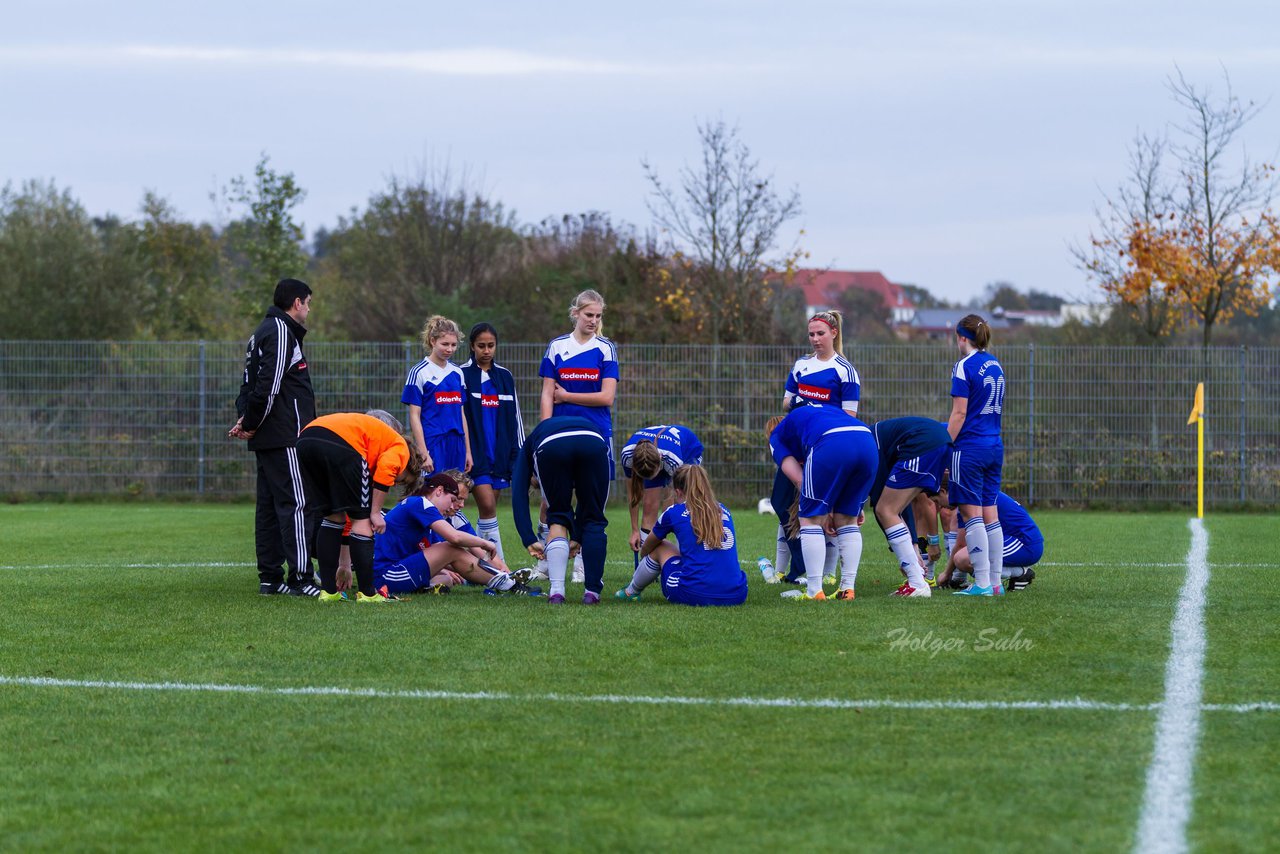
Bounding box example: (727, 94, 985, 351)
(945, 531, 957, 558)
(823, 536, 838, 577)
(486, 571, 514, 591)
(478, 517, 505, 560)
(628, 555, 661, 594)
(964, 518, 991, 588)
(799, 525, 826, 596)
(545, 537, 570, 597)
(987, 521, 1005, 589)
(774, 524, 791, 575)
(885, 523, 924, 588)
(1007, 566, 1025, 579)
(835, 524, 863, 590)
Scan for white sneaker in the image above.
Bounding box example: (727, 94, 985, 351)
(890, 582, 932, 598)
(530, 559, 549, 582)
(571, 553, 585, 583)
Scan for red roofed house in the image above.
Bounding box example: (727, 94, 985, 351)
(786, 268, 917, 326)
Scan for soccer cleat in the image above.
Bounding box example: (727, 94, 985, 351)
(318, 590, 350, 603)
(1010, 568, 1036, 591)
(357, 585, 403, 603)
(890, 583, 932, 598)
(505, 581, 543, 597)
(582, 591, 601, 605)
(615, 588, 642, 601)
(423, 583, 451, 596)
(782, 575, 805, 586)
(822, 573, 837, 587)
(547, 593, 566, 604)
(834, 588, 856, 601)
(992, 584, 1005, 596)
(571, 554, 586, 584)
(781, 589, 826, 601)
(531, 559, 550, 582)
(509, 567, 534, 585)
(953, 584, 994, 597)
(286, 583, 321, 598)
(259, 582, 290, 595)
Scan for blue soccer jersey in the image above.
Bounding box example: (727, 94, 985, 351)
(769, 404, 871, 467)
(619, 425, 704, 479)
(375, 496, 448, 564)
(469, 368, 502, 466)
(950, 350, 1004, 447)
(402, 359, 467, 437)
(995, 492, 1042, 550)
(540, 333, 619, 437)
(652, 501, 748, 602)
(427, 509, 478, 545)
(785, 354, 860, 412)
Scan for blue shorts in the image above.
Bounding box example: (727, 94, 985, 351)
(426, 432, 467, 474)
(659, 557, 748, 607)
(375, 551, 432, 594)
(472, 475, 510, 490)
(799, 429, 878, 518)
(949, 444, 1003, 507)
(1004, 536, 1043, 569)
(886, 445, 948, 494)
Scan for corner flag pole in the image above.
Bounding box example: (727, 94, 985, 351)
(1187, 383, 1204, 519)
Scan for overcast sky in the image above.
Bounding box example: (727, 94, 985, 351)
(5, 1, 1280, 304)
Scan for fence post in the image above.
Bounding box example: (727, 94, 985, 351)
(198, 340, 207, 496)
(1028, 342, 1035, 506)
(1239, 346, 1246, 504)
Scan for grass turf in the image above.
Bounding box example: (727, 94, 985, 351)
(0, 503, 1275, 851)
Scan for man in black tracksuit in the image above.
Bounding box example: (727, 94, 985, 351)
(231, 278, 319, 596)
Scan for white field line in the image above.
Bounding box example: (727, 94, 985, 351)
(1133, 518, 1209, 854)
(0, 674, 1273, 713)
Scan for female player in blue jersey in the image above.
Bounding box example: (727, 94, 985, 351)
(539, 289, 618, 449)
(768, 402, 878, 601)
(868, 416, 952, 598)
(620, 424, 704, 556)
(403, 315, 471, 475)
(947, 314, 1007, 596)
(937, 489, 1042, 591)
(772, 310, 861, 586)
(511, 415, 611, 604)
(615, 464, 748, 606)
(374, 473, 533, 596)
(460, 322, 524, 561)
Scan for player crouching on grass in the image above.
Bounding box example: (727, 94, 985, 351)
(295, 410, 422, 603)
(376, 470, 539, 597)
(933, 481, 1042, 591)
(615, 464, 748, 606)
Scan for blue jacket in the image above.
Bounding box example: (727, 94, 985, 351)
(460, 359, 523, 482)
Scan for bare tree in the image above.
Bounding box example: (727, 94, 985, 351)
(643, 120, 802, 343)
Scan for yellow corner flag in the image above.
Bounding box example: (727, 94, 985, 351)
(1188, 383, 1204, 518)
(1187, 382, 1204, 425)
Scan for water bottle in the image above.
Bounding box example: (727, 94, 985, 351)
(757, 556, 776, 583)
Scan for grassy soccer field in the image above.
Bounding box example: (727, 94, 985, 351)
(0, 503, 1276, 851)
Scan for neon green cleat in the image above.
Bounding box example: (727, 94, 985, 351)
(318, 590, 350, 603)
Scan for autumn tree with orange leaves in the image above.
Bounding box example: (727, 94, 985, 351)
(1077, 70, 1280, 349)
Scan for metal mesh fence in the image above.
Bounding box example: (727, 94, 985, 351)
(2, 340, 1276, 507)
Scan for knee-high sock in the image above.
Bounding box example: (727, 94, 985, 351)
(964, 517, 991, 589)
(799, 525, 826, 596)
(579, 524, 607, 594)
(316, 519, 343, 593)
(628, 555, 661, 594)
(885, 523, 924, 587)
(545, 537, 570, 597)
(774, 524, 791, 575)
(835, 524, 863, 590)
(349, 532, 375, 596)
(987, 521, 1005, 588)
(478, 517, 505, 560)
(945, 530, 957, 558)
(823, 536, 838, 577)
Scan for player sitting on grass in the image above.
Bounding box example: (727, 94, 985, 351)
(416, 469, 540, 596)
(615, 464, 748, 606)
(373, 473, 534, 597)
(934, 483, 1042, 591)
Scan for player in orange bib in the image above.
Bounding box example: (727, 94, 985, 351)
(296, 410, 422, 602)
